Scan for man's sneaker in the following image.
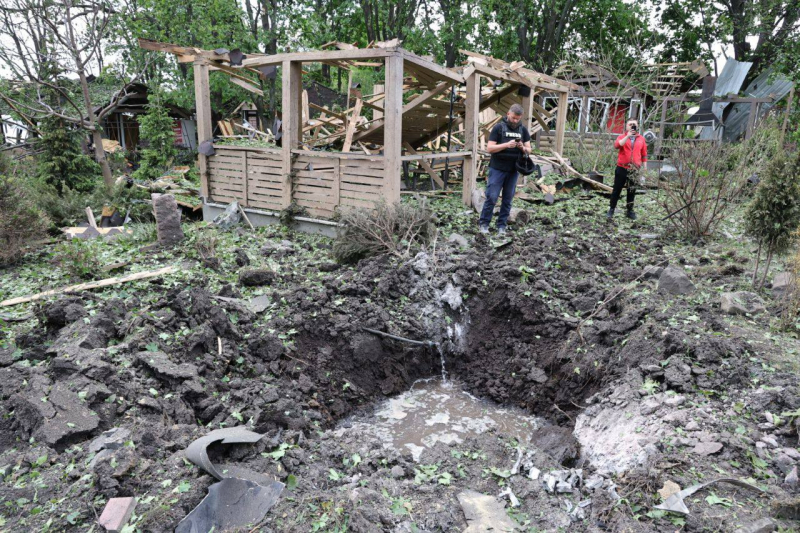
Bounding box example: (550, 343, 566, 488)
(606, 208, 615, 220)
(497, 227, 507, 236)
(626, 209, 637, 220)
(479, 225, 489, 234)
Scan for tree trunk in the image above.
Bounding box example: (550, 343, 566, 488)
(752, 241, 762, 286)
(760, 248, 774, 290)
(64, 0, 112, 189)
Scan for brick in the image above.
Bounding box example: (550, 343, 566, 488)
(98, 497, 137, 533)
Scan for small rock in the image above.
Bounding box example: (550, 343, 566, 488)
(658, 266, 695, 295)
(693, 441, 723, 456)
(529, 467, 541, 480)
(89, 428, 131, 454)
(640, 399, 661, 416)
(734, 517, 777, 533)
(136, 351, 198, 380)
(761, 436, 779, 448)
(780, 448, 800, 461)
(239, 268, 277, 287)
(786, 466, 799, 488)
(658, 480, 681, 500)
(643, 265, 665, 280)
(412, 252, 430, 275)
(685, 420, 700, 431)
(448, 233, 469, 248)
(391, 466, 405, 479)
(720, 291, 766, 315)
(664, 394, 686, 407)
(774, 453, 795, 474)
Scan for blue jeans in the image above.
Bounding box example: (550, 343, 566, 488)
(479, 167, 518, 229)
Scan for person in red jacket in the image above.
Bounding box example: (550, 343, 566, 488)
(608, 119, 647, 220)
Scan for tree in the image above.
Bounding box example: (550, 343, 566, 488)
(745, 151, 800, 289)
(0, 0, 142, 190)
(660, 0, 800, 81)
(133, 89, 178, 181)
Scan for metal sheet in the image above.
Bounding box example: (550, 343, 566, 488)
(698, 59, 752, 139)
(175, 477, 284, 533)
(654, 477, 764, 515)
(723, 68, 795, 141)
(185, 427, 264, 481)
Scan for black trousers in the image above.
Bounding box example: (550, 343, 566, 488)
(610, 165, 636, 211)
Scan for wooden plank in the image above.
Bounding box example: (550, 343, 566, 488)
(240, 48, 397, 67)
(341, 166, 385, 178)
(1, 266, 178, 308)
(402, 51, 464, 84)
(228, 76, 265, 96)
(339, 158, 385, 170)
(214, 145, 281, 155)
(290, 149, 384, 162)
(403, 142, 444, 188)
(340, 196, 380, 208)
(341, 181, 384, 195)
(342, 98, 363, 152)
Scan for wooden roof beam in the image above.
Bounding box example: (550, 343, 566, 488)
(239, 47, 399, 68)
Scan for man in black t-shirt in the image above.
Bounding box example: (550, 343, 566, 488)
(480, 103, 531, 235)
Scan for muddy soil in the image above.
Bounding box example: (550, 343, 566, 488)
(1, 200, 799, 532)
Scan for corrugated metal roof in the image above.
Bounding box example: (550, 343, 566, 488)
(698, 59, 752, 140)
(723, 68, 794, 141)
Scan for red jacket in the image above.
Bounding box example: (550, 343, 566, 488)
(614, 133, 647, 168)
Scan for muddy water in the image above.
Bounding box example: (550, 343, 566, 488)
(337, 379, 541, 461)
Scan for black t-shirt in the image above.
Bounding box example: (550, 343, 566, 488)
(489, 119, 531, 172)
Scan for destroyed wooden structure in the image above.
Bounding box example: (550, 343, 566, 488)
(139, 39, 575, 224)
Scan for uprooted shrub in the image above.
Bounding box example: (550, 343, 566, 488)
(657, 141, 748, 240)
(0, 174, 49, 266)
(333, 200, 437, 263)
(745, 150, 800, 289)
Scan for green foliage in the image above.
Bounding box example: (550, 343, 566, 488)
(54, 239, 102, 280)
(745, 150, 800, 285)
(133, 90, 178, 182)
(37, 117, 101, 193)
(0, 174, 49, 266)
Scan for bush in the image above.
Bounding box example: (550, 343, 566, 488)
(656, 141, 748, 240)
(333, 201, 437, 263)
(54, 239, 102, 280)
(0, 175, 49, 266)
(37, 117, 101, 193)
(744, 150, 800, 288)
(133, 90, 178, 182)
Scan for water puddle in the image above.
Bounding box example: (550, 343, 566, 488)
(337, 379, 541, 461)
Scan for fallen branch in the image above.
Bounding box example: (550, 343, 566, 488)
(550, 151, 613, 193)
(0, 266, 178, 307)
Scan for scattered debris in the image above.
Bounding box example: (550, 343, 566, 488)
(213, 201, 242, 229)
(654, 478, 764, 515)
(98, 496, 137, 533)
(658, 480, 682, 500)
(457, 490, 519, 533)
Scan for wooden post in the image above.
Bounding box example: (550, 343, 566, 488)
(655, 97, 669, 158)
(745, 101, 759, 140)
(535, 94, 543, 150)
(281, 60, 302, 208)
(554, 91, 568, 157)
(781, 87, 795, 145)
(193, 59, 212, 199)
(521, 85, 534, 134)
(463, 72, 480, 207)
(383, 53, 403, 204)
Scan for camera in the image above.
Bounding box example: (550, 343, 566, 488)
(630, 125, 638, 131)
